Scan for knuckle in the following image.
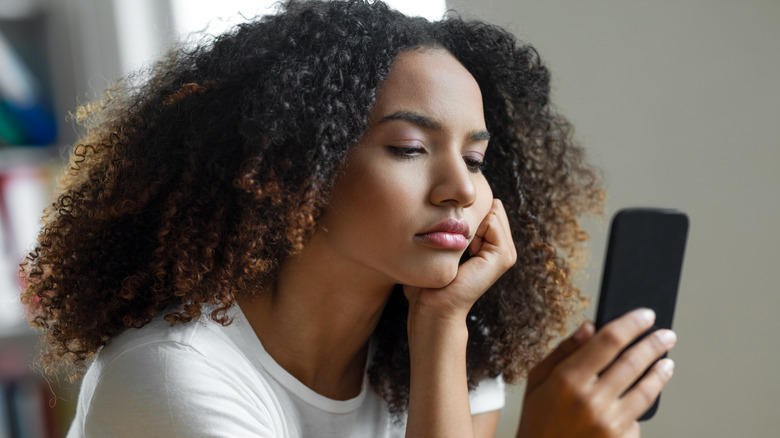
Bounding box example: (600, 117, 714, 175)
(589, 412, 622, 437)
(636, 382, 658, 407)
(503, 253, 517, 269)
(645, 334, 670, 358)
(621, 350, 648, 376)
(632, 371, 665, 406)
(599, 327, 627, 350)
(553, 371, 594, 413)
(577, 392, 598, 416)
(593, 419, 616, 437)
(552, 367, 580, 394)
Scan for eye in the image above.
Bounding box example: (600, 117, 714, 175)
(387, 146, 425, 159)
(463, 155, 486, 173)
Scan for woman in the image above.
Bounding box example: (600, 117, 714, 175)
(22, 1, 676, 436)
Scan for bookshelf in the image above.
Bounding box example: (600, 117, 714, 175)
(0, 0, 120, 436)
(0, 0, 238, 435)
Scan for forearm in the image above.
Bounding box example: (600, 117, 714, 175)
(405, 313, 473, 438)
(402, 199, 516, 437)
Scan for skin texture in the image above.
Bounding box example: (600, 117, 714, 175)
(519, 312, 676, 438)
(241, 48, 676, 438)
(23, 2, 606, 414)
(20, 2, 672, 435)
(238, 48, 507, 433)
(318, 49, 494, 289)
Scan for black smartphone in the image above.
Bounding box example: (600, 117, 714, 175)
(595, 208, 689, 421)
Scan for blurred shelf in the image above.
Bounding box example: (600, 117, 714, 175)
(0, 145, 64, 172)
(0, 3, 93, 436)
(1, 146, 62, 344)
(0, 0, 44, 20)
(0, 321, 36, 343)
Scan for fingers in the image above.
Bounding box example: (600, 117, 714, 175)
(468, 199, 515, 263)
(460, 200, 515, 281)
(467, 233, 483, 256)
(561, 308, 657, 378)
(527, 321, 594, 393)
(620, 357, 675, 420)
(405, 199, 516, 321)
(522, 309, 676, 435)
(428, 199, 512, 310)
(599, 328, 677, 398)
(578, 309, 675, 423)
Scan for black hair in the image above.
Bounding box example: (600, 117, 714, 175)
(22, 0, 602, 415)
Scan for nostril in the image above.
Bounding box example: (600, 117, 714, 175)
(429, 158, 479, 207)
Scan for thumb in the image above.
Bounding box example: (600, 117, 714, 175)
(526, 321, 594, 393)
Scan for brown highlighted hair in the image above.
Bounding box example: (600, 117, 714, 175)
(21, 0, 603, 414)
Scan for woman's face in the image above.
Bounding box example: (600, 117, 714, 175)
(316, 48, 494, 288)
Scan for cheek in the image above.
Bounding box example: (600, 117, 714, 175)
(474, 177, 494, 221)
(350, 165, 415, 218)
(326, 157, 416, 235)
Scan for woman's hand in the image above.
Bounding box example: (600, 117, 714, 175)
(403, 199, 517, 323)
(404, 199, 516, 438)
(517, 309, 677, 438)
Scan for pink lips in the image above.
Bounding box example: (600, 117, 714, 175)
(414, 218, 470, 250)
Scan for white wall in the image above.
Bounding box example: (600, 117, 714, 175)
(446, 1, 780, 437)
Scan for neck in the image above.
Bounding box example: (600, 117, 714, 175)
(237, 232, 396, 400)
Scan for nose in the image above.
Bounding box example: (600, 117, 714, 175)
(429, 151, 477, 208)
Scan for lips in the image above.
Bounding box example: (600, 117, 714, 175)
(414, 218, 470, 250)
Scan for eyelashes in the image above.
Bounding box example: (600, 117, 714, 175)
(387, 146, 425, 160)
(463, 156, 486, 173)
(387, 146, 485, 173)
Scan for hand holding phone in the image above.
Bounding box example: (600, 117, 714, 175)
(518, 208, 688, 436)
(595, 208, 689, 420)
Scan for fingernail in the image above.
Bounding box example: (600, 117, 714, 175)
(657, 329, 677, 347)
(658, 358, 675, 377)
(573, 321, 594, 342)
(636, 308, 655, 324)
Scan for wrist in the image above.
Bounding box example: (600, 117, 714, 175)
(406, 293, 470, 326)
(407, 311, 469, 349)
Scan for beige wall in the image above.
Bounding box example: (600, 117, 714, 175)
(446, 1, 780, 437)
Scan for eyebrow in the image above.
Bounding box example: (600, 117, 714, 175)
(379, 110, 491, 142)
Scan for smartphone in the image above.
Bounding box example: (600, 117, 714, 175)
(595, 208, 689, 421)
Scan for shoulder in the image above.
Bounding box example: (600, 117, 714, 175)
(88, 309, 233, 372)
(70, 310, 290, 437)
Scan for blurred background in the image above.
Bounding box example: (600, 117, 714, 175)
(0, 0, 777, 437)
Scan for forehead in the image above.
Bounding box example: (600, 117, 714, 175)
(368, 48, 485, 127)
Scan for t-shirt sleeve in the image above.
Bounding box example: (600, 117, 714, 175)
(78, 342, 284, 438)
(468, 375, 506, 415)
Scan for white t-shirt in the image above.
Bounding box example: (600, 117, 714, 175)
(66, 304, 505, 437)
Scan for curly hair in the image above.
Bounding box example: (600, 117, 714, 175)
(21, 0, 603, 415)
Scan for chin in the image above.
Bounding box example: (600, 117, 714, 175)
(406, 261, 460, 289)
